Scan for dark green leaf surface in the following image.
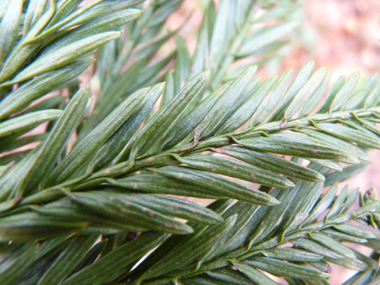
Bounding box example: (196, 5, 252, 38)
(128, 71, 210, 159)
(0, 110, 62, 139)
(0, 212, 86, 242)
(260, 248, 323, 262)
(233, 261, 281, 285)
(137, 215, 237, 282)
(45, 86, 149, 185)
(0, 1, 379, 284)
(217, 145, 325, 182)
(12, 32, 122, 83)
(61, 232, 168, 285)
(178, 155, 295, 188)
(244, 256, 330, 279)
(0, 0, 22, 70)
(37, 235, 98, 285)
(16, 86, 90, 194)
(0, 58, 93, 120)
(238, 132, 348, 160)
(291, 238, 345, 259)
(69, 191, 194, 234)
(151, 165, 280, 206)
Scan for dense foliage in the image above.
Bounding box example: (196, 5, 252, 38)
(0, 0, 380, 284)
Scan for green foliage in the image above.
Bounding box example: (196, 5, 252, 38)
(0, 0, 379, 284)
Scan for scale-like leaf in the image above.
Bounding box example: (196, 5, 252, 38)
(0, 110, 62, 139)
(291, 238, 345, 259)
(199, 201, 262, 262)
(37, 235, 98, 285)
(12, 32, 121, 83)
(250, 70, 293, 127)
(15, 86, 90, 194)
(137, 215, 237, 282)
(125, 193, 223, 225)
(217, 145, 325, 182)
(309, 232, 355, 258)
(89, 84, 163, 171)
(233, 261, 281, 285)
(128, 71, 210, 159)
(173, 36, 192, 92)
(260, 248, 323, 262)
(237, 21, 298, 57)
(300, 183, 337, 227)
(0, 133, 48, 153)
(196, 67, 257, 139)
(69, 191, 194, 234)
(321, 228, 367, 243)
(333, 224, 376, 239)
(69, 239, 108, 276)
(325, 164, 370, 186)
(324, 256, 368, 271)
(318, 75, 345, 113)
(0, 58, 93, 120)
(23, 0, 49, 35)
(325, 185, 348, 219)
(151, 165, 280, 206)
(215, 78, 263, 134)
(248, 187, 300, 245)
(313, 122, 380, 149)
(45, 86, 149, 185)
(160, 82, 227, 151)
(43, 8, 141, 54)
(270, 61, 314, 121)
(204, 267, 256, 285)
(295, 128, 370, 163)
(106, 174, 225, 199)
(61, 232, 168, 285)
(285, 67, 330, 119)
(0, 0, 22, 70)
(238, 132, 348, 160)
(0, 212, 86, 242)
(244, 256, 330, 279)
(330, 71, 360, 112)
(178, 155, 295, 188)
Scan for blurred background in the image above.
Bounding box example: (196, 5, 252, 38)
(165, 1, 380, 284)
(13, 0, 380, 283)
